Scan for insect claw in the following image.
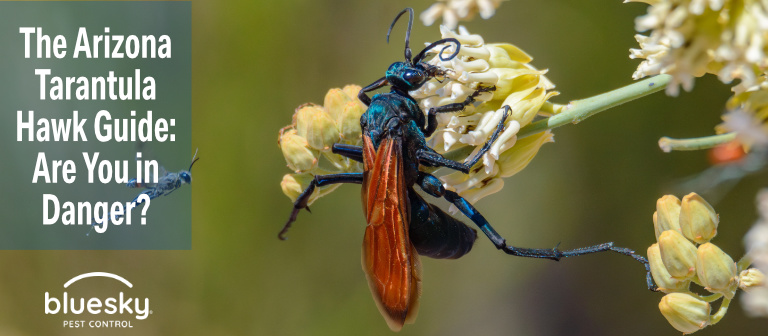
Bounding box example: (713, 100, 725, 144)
(305, 206, 312, 213)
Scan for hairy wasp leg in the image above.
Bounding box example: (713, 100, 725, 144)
(331, 144, 363, 163)
(417, 106, 509, 174)
(442, 189, 658, 291)
(423, 85, 496, 137)
(280, 173, 364, 240)
(358, 77, 389, 106)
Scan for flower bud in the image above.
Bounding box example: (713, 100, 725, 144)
(323, 88, 352, 121)
(655, 195, 682, 240)
(280, 173, 338, 206)
(648, 244, 691, 292)
(659, 230, 698, 280)
(497, 130, 553, 178)
(659, 293, 710, 334)
(504, 87, 559, 127)
(341, 85, 362, 102)
(337, 102, 365, 142)
(278, 129, 318, 173)
(295, 104, 340, 151)
(739, 268, 766, 291)
(679, 193, 719, 244)
(280, 173, 307, 202)
(696, 243, 738, 299)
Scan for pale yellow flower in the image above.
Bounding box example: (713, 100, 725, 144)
(659, 293, 711, 334)
(410, 26, 557, 207)
(278, 85, 365, 205)
(628, 0, 768, 95)
(649, 193, 757, 331)
(717, 87, 768, 148)
(421, 0, 505, 29)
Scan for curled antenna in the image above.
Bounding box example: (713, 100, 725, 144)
(413, 38, 461, 64)
(188, 148, 200, 172)
(386, 8, 414, 63)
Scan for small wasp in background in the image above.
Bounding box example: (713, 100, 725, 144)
(281, 8, 654, 331)
(125, 148, 200, 204)
(89, 148, 199, 235)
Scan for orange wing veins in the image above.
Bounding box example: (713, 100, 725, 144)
(361, 135, 422, 331)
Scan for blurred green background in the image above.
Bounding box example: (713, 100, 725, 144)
(1, 0, 766, 335)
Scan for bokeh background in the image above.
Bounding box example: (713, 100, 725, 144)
(1, 0, 766, 335)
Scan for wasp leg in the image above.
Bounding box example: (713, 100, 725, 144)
(423, 85, 496, 137)
(130, 189, 159, 204)
(280, 173, 364, 240)
(417, 106, 509, 173)
(442, 189, 658, 291)
(415, 172, 444, 197)
(358, 77, 389, 106)
(331, 144, 363, 163)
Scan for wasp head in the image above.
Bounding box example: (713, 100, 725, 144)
(386, 62, 428, 91)
(386, 8, 461, 91)
(179, 171, 192, 184)
(181, 148, 200, 185)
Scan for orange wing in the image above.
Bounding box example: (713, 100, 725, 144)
(361, 135, 422, 332)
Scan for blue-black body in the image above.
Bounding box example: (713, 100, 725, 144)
(362, 87, 479, 259)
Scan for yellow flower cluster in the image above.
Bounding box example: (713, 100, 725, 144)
(649, 193, 764, 333)
(627, 0, 768, 96)
(278, 85, 366, 205)
(421, 0, 504, 29)
(410, 26, 557, 208)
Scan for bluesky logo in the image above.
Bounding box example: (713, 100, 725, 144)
(45, 272, 151, 323)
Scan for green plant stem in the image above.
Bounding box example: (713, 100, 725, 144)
(709, 298, 731, 326)
(517, 74, 671, 139)
(737, 255, 752, 271)
(658, 133, 737, 152)
(689, 292, 722, 303)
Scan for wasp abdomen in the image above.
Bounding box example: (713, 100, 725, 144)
(408, 191, 476, 259)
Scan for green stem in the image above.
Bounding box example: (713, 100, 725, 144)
(658, 133, 736, 152)
(709, 298, 731, 326)
(517, 74, 671, 139)
(736, 255, 752, 272)
(689, 292, 722, 303)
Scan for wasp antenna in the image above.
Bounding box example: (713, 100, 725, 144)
(188, 148, 200, 171)
(413, 38, 461, 64)
(386, 8, 414, 63)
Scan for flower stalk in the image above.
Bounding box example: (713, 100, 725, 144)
(517, 74, 671, 139)
(658, 133, 737, 152)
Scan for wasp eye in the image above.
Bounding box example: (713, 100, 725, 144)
(403, 70, 424, 85)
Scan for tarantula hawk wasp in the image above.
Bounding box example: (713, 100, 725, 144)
(281, 8, 656, 331)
